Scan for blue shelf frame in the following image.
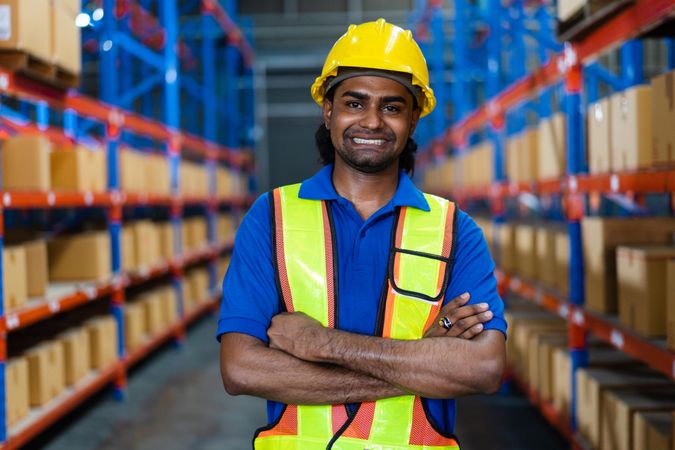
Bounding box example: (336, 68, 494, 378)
(0, 0, 254, 441)
(414, 0, 675, 438)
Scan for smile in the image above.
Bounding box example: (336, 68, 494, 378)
(352, 137, 387, 145)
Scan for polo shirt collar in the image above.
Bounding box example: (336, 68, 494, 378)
(298, 164, 430, 212)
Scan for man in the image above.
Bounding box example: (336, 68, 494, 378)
(218, 19, 506, 449)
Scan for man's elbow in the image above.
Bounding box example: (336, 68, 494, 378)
(478, 355, 505, 394)
(220, 359, 249, 396)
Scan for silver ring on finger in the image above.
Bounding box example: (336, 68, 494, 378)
(439, 316, 453, 331)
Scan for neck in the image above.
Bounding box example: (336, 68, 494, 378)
(332, 158, 400, 221)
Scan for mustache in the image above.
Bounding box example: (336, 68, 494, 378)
(344, 128, 395, 141)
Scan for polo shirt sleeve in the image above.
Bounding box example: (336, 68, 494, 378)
(444, 210, 507, 338)
(216, 193, 280, 343)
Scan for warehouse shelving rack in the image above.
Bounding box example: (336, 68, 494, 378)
(416, 0, 675, 447)
(0, 1, 255, 447)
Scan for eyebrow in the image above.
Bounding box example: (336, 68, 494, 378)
(341, 90, 409, 104)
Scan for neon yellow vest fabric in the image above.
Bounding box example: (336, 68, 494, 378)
(254, 183, 459, 450)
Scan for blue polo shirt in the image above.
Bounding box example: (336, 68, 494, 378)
(217, 164, 507, 434)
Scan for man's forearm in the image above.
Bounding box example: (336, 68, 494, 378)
(220, 332, 406, 405)
(312, 329, 505, 399)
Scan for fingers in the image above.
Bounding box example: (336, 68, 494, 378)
(445, 309, 493, 338)
(459, 323, 485, 340)
(441, 292, 471, 313)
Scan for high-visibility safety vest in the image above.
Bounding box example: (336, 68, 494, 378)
(254, 183, 460, 450)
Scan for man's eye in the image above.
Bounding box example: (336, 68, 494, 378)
(383, 105, 400, 113)
(346, 101, 361, 109)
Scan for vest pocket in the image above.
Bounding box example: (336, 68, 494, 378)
(389, 248, 450, 303)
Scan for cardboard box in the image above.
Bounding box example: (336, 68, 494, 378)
(520, 127, 539, 184)
(51, 145, 96, 191)
(1, 134, 51, 191)
(59, 327, 90, 386)
(651, 70, 675, 165)
(158, 221, 175, 262)
(582, 217, 675, 314)
(216, 167, 232, 197)
(537, 113, 566, 181)
(515, 224, 537, 279)
(87, 148, 107, 193)
(506, 134, 521, 184)
(86, 316, 118, 369)
(601, 389, 675, 450)
(554, 230, 570, 297)
(588, 98, 612, 174)
(0, 0, 52, 62)
(3, 245, 27, 311)
(124, 302, 146, 351)
(146, 293, 165, 335)
(576, 366, 673, 449)
(149, 154, 170, 195)
(617, 246, 675, 337)
(187, 268, 210, 307)
(538, 335, 568, 402)
(512, 318, 566, 380)
(158, 286, 178, 325)
(120, 148, 145, 193)
(611, 85, 653, 171)
(497, 223, 516, 273)
(528, 331, 566, 394)
(26, 340, 65, 406)
(131, 221, 160, 268)
(633, 411, 672, 450)
(557, 0, 585, 21)
(535, 226, 557, 287)
(217, 214, 235, 244)
(667, 259, 675, 351)
(185, 217, 208, 251)
(24, 240, 47, 298)
(51, 0, 81, 74)
(121, 226, 136, 272)
(6, 356, 29, 428)
(48, 231, 111, 281)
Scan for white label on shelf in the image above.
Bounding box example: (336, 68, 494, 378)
(6, 313, 19, 330)
(84, 192, 93, 205)
(610, 175, 619, 193)
(0, 6, 11, 41)
(572, 309, 585, 326)
(3, 192, 11, 206)
(84, 286, 98, 300)
(0, 73, 8, 91)
(48, 299, 60, 313)
(568, 176, 578, 193)
(47, 192, 55, 206)
(138, 266, 150, 279)
(558, 304, 569, 319)
(610, 329, 624, 349)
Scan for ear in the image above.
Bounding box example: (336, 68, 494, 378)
(408, 108, 422, 136)
(322, 98, 333, 129)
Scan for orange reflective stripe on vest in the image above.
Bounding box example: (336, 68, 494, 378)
(254, 185, 460, 450)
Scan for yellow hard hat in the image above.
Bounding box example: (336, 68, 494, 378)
(310, 19, 436, 117)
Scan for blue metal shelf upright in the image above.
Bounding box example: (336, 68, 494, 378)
(413, 0, 675, 446)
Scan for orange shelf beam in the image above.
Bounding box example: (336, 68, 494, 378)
(2, 242, 233, 332)
(445, 0, 675, 143)
(500, 271, 675, 380)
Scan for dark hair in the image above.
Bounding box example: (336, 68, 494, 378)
(315, 88, 418, 175)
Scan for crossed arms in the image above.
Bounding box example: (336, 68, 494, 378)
(219, 293, 506, 405)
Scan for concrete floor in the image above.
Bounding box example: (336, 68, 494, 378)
(28, 316, 567, 450)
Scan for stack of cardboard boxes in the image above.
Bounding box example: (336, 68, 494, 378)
(0, 0, 81, 78)
(184, 267, 210, 312)
(125, 285, 179, 353)
(5, 315, 117, 429)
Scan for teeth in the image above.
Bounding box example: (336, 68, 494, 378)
(353, 137, 385, 145)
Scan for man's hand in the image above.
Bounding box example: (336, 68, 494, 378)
(423, 292, 493, 339)
(268, 312, 325, 361)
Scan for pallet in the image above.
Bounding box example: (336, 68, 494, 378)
(0, 50, 79, 90)
(557, 0, 635, 42)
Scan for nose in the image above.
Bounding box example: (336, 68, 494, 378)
(359, 105, 384, 130)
